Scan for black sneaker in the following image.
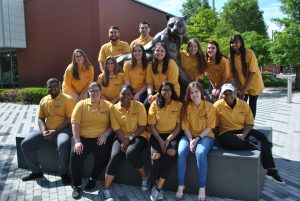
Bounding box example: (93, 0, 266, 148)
(22, 172, 43, 181)
(266, 169, 285, 184)
(72, 186, 82, 200)
(84, 178, 96, 191)
(61, 174, 71, 186)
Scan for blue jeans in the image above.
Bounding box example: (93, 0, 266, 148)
(177, 135, 214, 187)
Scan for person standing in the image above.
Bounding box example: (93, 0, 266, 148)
(130, 21, 153, 48)
(98, 26, 130, 72)
(229, 34, 264, 118)
(21, 78, 75, 185)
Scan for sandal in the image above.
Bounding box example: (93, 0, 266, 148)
(175, 186, 185, 200)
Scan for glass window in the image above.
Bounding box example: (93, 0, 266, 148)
(0, 50, 19, 88)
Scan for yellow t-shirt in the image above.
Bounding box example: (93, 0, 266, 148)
(182, 101, 216, 139)
(146, 59, 180, 96)
(98, 40, 130, 63)
(38, 93, 75, 130)
(71, 98, 112, 138)
(110, 100, 148, 139)
(232, 48, 264, 95)
(214, 98, 254, 135)
(97, 73, 124, 101)
(180, 51, 204, 81)
(148, 100, 182, 134)
(123, 61, 146, 93)
(205, 56, 233, 87)
(130, 36, 153, 48)
(62, 64, 94, 96)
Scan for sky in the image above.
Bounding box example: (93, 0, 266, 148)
(137, 0, 284, 38)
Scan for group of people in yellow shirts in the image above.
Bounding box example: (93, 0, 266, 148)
(20, 22, 283, 201)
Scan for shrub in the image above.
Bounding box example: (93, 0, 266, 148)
(18, 88, 48, 104)
(0, 87, 47, 104)
(262, 74, 287, 87)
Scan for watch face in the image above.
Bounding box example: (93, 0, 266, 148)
(129, 135, 133, 140)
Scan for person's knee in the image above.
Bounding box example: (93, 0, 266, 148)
(152, 152, 161, 160)
(167, 149, 176, 156)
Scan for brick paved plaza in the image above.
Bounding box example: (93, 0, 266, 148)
(0, 87, 299, 201)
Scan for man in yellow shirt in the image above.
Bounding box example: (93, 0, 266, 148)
(214, 83, 284, 184)
(98, 26, 130, 72)
(21, 78, 75, 185)
(130, 22, 153, 48)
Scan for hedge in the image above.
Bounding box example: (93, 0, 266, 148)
(0, 87, 47, 104)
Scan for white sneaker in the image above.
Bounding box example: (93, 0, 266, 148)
(141, 176, 150, 191)
(102, 188, 113, 201)
(150, 186, 159, 201)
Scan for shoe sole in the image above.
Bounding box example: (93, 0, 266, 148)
(266, 175, 285, 184)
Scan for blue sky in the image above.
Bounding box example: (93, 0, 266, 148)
(137, 0, 284, 38)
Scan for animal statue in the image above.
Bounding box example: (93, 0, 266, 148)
(117, 14, 191, 89)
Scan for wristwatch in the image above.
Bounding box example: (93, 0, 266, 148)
(128, 134, 134, 141)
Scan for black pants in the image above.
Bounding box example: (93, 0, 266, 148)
(218, 129, 275, 169)
(244, 95, 258, 118)
(71, 135, 113, 187)
(106, 136, 148, 176)
(150, 134, 180, 180)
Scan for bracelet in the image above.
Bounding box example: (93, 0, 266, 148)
(75, 139, 81, 143)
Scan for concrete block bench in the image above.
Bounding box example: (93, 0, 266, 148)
(16, 126, 272, 201)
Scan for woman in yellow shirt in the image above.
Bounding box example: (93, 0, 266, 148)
(205, 40, 232, 101)
(62, 49, 94, 102)
(145, 42, 180, 110)
(229, 34, 264, 118)
(97, 56, 124, 104)
(123, 44, 148, 102)
(180, 38, 207, 82)
(176, 82, 215, 201)
(148, 81, 182, 201)
(102, 85, 149, 200)
(71, 82, 113, 199)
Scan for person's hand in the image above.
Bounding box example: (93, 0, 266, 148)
(97, 134, 107, 145)
(235, 133, 246, 140)
(158, 139, 166, 153)
(43, 130, 56, 140)
(164, 139, 170, 151)
(120, 138, 130, 152)
(190, 138, 198, 153)
(74, 142, 84, 155)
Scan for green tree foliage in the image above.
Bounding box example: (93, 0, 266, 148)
(187, 8, 218, 42)
(220, 0, 268, 36)
(270, 0, 300, 89)
(242, 31, 271, 66)
(181, 0, 210, 19)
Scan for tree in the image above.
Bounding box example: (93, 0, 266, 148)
(181, 0, 210, 19)
(270, 0, 300, 89)
(220, 0, 268, 37)
(187, 8, 218, 42)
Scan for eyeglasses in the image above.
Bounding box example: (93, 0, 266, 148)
(89, 90, 100, 93)
(75, 55, 83, 59)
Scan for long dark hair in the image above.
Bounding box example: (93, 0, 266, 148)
(102, 56, 119, 87)
(156, 81, 180, 108)
(181, 81, 206, 121)
(71, 49, 91, 80)
(230, 34, 248, 77)
(206, 40, 224, 64)
(152, 42, 170, 74)
(131, 43, 148, 71)
(186, 38, 207, 73)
